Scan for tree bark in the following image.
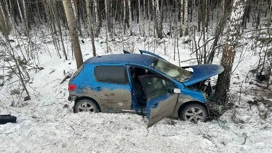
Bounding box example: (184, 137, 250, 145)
(22, 0, 29, 35)
(207, 0, 231, 63)
(179, 0, 183, 37)
(184, 0, 188, 35)
(86, 0, 96, 57)
(62, 0, 83, 69)
(104, 0, 109, 53)
(93, 0, 100, 37)
(3, 0, 13, 31)
(0, 1, 9, 38)
(123, 0, 127, 34)
(153, 0, 163, 39)
(215, 0, 247, 104)
(138, 0, 141, 35)
(127, 0, 132, 35)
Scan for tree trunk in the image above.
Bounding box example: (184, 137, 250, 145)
(215, 0, 247, 104)
(205, 0, 209, 32)
(127, 0, 132, 35)
(207, 0, 231, 63)
(22, 0, 29, 35)
(138, 0, 141, 35)
(0, 1, 9, 38)
(123, 0, 127, 34)
(86, 0, 96, 57)
(104, 0, 110, 53)
(197, 0, 202, 32)
(179, 0, 183, 37)
(104, 0, 111, 33)
(153, 0, 163, 39)
(51, 0, 67, 60)
(93, 0, 100, 37)
(184, 0, 188, 35)
(3, 0, 13, 31)
(62, 0, 83, 69)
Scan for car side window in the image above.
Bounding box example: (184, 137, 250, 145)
(139, 75, 176, 101)
(94, 66, 128, 84)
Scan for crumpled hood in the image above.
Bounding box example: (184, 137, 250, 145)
(183, 64, 224, 86)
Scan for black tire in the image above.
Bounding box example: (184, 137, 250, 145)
(74, 99, 99, 113)
(179, 103, 208, 123)
(0, 115, 17, 124)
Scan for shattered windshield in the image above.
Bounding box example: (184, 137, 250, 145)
(153, 58, 192, 82)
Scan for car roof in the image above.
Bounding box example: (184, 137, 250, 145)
(84, 54, 155, 67)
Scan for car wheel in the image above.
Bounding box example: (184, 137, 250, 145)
(74, 99, 99, 113)
(179, 103, 208, 123)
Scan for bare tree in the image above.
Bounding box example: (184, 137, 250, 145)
(3, 0, 14, 31)
(123, 0, 127, 34)
(93, 0, 100, 37)
(127, 0, 132, 35)
(179, 0, 183, 36)
(22, 0, 29, 35)
(207, 0, 232, 63)
(62, 0, 83, 69)
(153, 0, 163, 38)
(0, 37, 31, 101)
(0, 1, 9, 38)
(215, 0, 247, 104)
(104, 0, 110, 53)
(184, 0, 189, 35)
(86, 0, 96, 56)
(51, 0, 68, 60)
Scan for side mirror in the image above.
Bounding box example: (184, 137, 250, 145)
(173, 88, 181, 94)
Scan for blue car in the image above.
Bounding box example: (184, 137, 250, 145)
(68, 52, 223, 127)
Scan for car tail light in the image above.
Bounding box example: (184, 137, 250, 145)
(68, 84, 77, 91)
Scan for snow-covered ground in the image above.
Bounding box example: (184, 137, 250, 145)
(0, 32, 271, 153)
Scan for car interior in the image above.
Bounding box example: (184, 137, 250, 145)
(130, 67, 149, 107)
(129, 67, 176, 108)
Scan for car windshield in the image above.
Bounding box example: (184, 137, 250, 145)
(152, 58, 192, 82)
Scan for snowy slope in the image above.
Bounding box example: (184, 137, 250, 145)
(0, 34, 271, 153)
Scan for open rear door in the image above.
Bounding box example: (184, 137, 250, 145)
(138, 75, 179, 127)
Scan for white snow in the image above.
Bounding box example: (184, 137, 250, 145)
(0, 31, 272, 153)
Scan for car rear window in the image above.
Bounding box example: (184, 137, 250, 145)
(94, 66, 128, 84)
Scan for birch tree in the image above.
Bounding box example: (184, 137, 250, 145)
(127, 0, 132, 35)
(215, 0, 247, 104)
(3, 0, 14, 32)
(62, 0, 83, 69)
(93, 0, 100, 36)
(184, 0, 188, 35)
(0, 1, 9, 38)
(104, 0, 110, 53)
(22, 0, 29, 35)
(138, 0, 142, 35)
(208, 0, 231, 63)
(153, 0, 163, 38)
(86, 0, 96, 56)
(180, 0, 183, 36)
(123, 0, 127, 34)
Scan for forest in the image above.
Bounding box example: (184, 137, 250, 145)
(1, 0, 271, 105)
(0, 0, 272, 152)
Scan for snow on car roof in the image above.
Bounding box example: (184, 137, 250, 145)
(84, 54, 154, 66)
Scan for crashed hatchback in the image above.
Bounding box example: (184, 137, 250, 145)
(68, 52, 223, 127)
